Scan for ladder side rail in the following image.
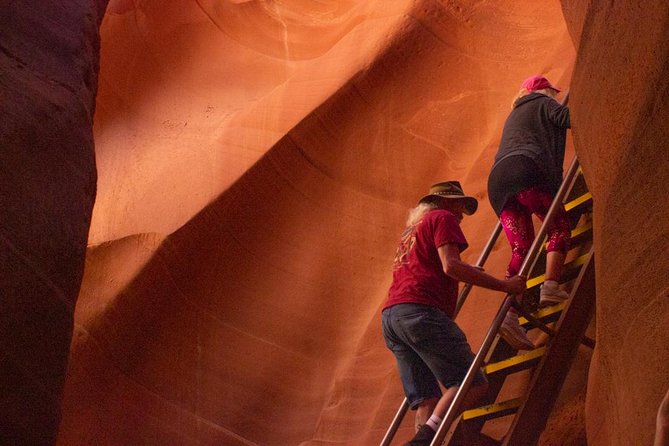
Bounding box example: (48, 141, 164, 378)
(503, 249, 596, 446)
(379, 399, 410, 446)
(379, 222, 504, 446)
(430, 156, 582, 446)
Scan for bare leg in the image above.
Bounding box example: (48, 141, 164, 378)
(545, 251, 565, 282)
(433, 381, 489, 420)
(425, 382, 487, 446)
(415, 398, 438, 432)
(463, 381, 488, 410)
(430, 386, 458, 420)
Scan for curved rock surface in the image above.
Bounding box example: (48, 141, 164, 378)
(569, 2, 669, 444)
(1, 0, 667, 445)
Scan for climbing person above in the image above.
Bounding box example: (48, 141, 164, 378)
(487, 74, 572, 351)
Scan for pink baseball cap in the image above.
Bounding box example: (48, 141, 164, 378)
(521, 75, 561, 92)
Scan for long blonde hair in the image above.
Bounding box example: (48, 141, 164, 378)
(406, 202, 440, 227)
(512, 88, 558, 108)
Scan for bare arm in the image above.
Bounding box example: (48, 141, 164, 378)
(438, 243, 526, 295)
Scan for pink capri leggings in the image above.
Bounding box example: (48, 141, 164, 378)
(500, 186, 570, 278)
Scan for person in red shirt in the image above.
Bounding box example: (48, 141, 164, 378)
(382, 181, 526, 446)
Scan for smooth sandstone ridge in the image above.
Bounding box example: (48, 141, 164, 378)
(0, 0, 667, 445)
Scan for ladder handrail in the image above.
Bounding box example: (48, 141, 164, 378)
(379, 222, 504, 446)
(430, 156, 582, 446)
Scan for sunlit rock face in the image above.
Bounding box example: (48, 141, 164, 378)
(59, 1, 578, 444)
(2, 0, 667, 445)
(87, 0, 415, 245)
(0, 1, 106, 443)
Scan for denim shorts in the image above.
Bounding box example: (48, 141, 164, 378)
(381, 303, 487, 409)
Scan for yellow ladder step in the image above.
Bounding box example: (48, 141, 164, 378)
(526, 252, 590, 289)
(462, 398, 523, 422)
(571, 221, 593, 239)
(484, 347, 546, 376)
(565, 192, 592, 212)
(518, 302, 566, 326)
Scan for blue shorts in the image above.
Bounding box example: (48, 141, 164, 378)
(381, 303, 487, 409)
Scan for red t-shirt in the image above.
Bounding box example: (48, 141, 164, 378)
(383, 209, 468, 318)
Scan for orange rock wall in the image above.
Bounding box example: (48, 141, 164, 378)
(88, 0, 414, 244)
(569, 2, 669, 445)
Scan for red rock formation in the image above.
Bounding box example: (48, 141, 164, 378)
(2, 0, 667, 445)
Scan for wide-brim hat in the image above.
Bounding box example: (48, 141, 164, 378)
(418, 181, 478, 215)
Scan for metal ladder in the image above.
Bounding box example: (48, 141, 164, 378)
(379, 157, 595, 446)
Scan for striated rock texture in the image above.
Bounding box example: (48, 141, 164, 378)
(0, 0, 667, 445)
(0, 0, 107, 443)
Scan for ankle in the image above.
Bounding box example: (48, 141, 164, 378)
(544, 280, 559, 288)
(426, 414, 442, 431)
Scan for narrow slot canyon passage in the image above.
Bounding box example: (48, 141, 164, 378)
(0, 1, 667, 445)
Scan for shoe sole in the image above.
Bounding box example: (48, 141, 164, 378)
(499, 326, 535, 350)
(539, 296, 569, 307)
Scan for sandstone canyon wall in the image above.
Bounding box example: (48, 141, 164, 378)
(58, 1, 575, 444)
(567, 2, 669, 445)
(0, 1, 106, 443)
(1, 1, 667, 445)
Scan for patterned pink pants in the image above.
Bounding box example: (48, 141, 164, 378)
(500, 186, 570, 277)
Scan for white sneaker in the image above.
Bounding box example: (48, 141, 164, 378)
(500, 313, 535, 350)
(539, 282, 570, 307)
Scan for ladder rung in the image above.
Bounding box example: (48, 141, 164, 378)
(544, 222, 593, 250)
(526, 252, 590, 289)
(462, 398, 522, 422)
(569, 223, 593, 248)
(571, 221, 593, 239)
(518, 302, 566, 326)
(484, 347, 546, 376)
(565, 192, 592, 212)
